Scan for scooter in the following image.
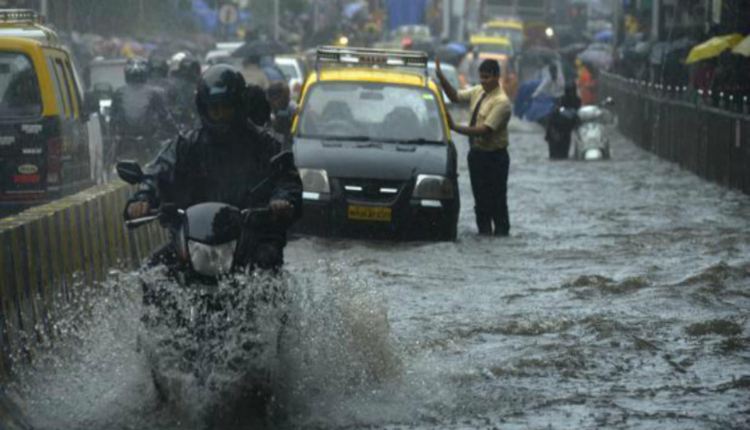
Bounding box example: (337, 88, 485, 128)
(573, 97, 616, 161)
(117, 152, 295, 410)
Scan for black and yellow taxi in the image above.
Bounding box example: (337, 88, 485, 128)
(0, 10, 95, 212)
(291, 46, 459, 241)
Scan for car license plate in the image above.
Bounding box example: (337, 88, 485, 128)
(347, 205, 392, 222)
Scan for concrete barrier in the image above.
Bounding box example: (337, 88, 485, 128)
(0, 181, 168, 380)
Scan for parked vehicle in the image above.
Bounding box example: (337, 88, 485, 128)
(292, 47, 459, 241)
(481, 18, 525, 51)
(573, 98, 615, 161)
(0, 10, 100, 212)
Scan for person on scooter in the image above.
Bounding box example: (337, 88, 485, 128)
(110, 57, 176, 166)
(124, 64, 302, 271)
(545, 82, 581, 159)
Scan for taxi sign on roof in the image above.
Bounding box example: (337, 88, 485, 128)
(0, 9, 41, 25)
(316, 46, 428, 70)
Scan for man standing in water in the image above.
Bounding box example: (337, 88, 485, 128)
(435, 58, 512, 236)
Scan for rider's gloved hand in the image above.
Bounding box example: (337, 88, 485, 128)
(126, 200, 151, 220)
(270, 199, 294, 222)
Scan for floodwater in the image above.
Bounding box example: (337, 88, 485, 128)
(5, 119, 750, 429)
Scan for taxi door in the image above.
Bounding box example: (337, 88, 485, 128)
(43, 48, 91, 194)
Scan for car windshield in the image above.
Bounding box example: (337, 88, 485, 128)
(89, 61, 126, 90)
(476, 43, 512, 56)
(492, 29, 523, 47)
(298, 82, 445, 143)
(0, 52, 42, 117)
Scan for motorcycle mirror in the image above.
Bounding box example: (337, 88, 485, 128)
(270, 151, 294, 175)
(116, 160, 144, 185)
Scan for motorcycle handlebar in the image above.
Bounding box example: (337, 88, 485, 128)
(124, 210, 160, 229)
(126, 206, 272, 230)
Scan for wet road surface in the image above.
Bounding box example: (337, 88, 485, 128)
(7, 118, 750, 429)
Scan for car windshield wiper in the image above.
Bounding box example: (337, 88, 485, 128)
(380, 138, 443, 145)
(402, 138, 443, 145)
(298, 134, 371, 142)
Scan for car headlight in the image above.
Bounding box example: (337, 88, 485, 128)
(299, 168, 330, 197)
(413, 174, 454, 199)
(188, 240, 236, 277)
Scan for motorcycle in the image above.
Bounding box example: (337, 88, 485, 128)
(573, 97, 616, 161)
(117, 152, 295, 412)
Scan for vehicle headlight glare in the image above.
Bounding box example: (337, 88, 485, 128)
(188, 240, 236, 277)
(413, 174, 454, 199)
(299, 168, 330, 194)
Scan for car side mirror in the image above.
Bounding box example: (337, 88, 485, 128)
(116, 160, 144, 184)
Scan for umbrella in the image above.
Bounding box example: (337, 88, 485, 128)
(686, 33, 743, 64)
(594, 30, 613, 43)
(232, 39, 290, 59)
(559, 42, 588, 57)
(446, 42, 467, 55)
(578, 43, 613, 70)
(732, 34, 750, 56)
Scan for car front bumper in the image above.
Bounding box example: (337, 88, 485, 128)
(293, 191, 459, 241)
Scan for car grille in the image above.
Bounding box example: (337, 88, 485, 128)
(340, 178, 406, 203)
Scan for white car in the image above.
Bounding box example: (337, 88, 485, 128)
(427, 61, 460, 105)
(274, 56, 306, 101)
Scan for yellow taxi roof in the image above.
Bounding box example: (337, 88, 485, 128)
(484, 20, 524, 31)
(310, 67, 441, 93)
(470, 35, 512, 46)
(0, 35, 46, 52)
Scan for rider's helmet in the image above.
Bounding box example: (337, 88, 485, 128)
(174, 55, 202, 83)
(124, 57, 149, 84)
(196, 64, 247, 133)
(147, 55, 169, 79)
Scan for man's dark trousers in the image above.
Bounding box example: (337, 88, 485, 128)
(468, 148, 510, 235)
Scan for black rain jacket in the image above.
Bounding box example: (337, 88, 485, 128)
(129, 122, 303, 245)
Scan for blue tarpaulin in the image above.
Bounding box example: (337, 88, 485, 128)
(386, 0, 428, 30)
(189, 0, 251, 36)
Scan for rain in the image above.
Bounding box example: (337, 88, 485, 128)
(0, 1, 749, 429)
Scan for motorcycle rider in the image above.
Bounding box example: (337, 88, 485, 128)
(110, 57, 176, 166)
(124, 64, 302, 271)
(170, 54, 203, 131)
(147, 55, 179, 108)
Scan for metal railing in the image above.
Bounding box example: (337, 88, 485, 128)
(600, 72, 750, 195)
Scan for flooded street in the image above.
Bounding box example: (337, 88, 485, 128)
(8, 120, 750, 429)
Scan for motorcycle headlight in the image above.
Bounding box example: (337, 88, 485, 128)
(299, 168, 330, 198)
(413, 174, 454, 199)
(584, 149, 604, 160)
(188, 240, 236, 277)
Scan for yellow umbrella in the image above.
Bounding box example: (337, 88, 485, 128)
(685, 33, 743, 64)
(732, 34, 750, 56)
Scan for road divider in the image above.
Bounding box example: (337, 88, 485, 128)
(0, 181, 167, 380)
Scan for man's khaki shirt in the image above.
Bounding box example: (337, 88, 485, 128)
(457, 85, 512, 151)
